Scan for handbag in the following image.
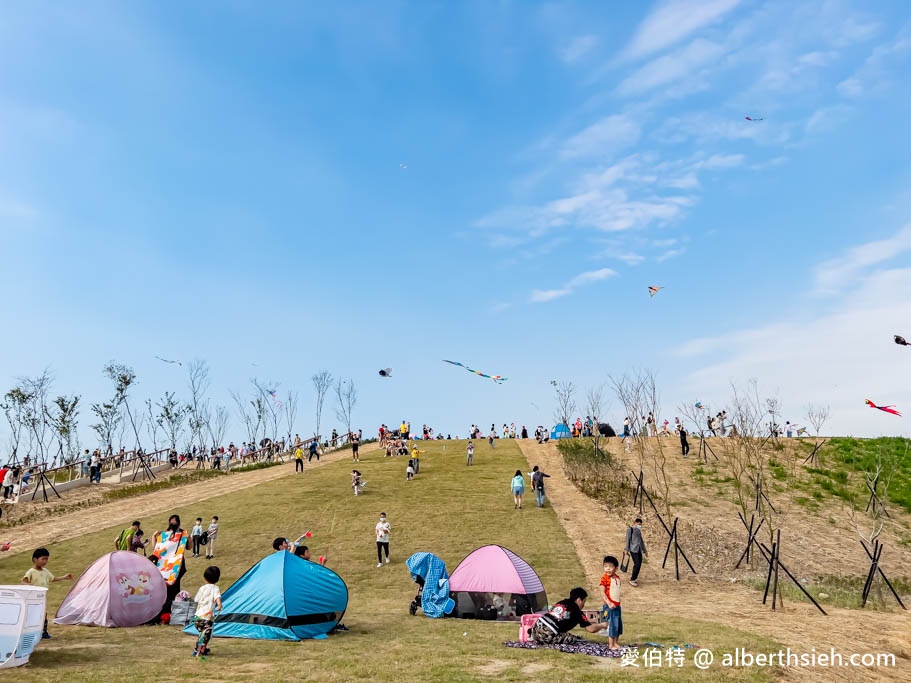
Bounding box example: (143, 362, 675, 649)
(620, 551, 630, 573)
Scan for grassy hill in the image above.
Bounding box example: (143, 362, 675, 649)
(0, 440, 777, 682)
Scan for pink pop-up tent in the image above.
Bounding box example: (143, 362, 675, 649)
(448, 545, 547, 621)
(54, 552, 166, 627)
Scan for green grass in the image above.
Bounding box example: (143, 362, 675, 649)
(1, 440, 779, 682)
(788, 438, 911, 513)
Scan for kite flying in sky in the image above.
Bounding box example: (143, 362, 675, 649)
(865, 399, 901, 417)
(155, 356, 182, 366)
(267, 390, 283, 410)
(894, 335, 909, 346)
(745, 116, 764, 121)
(648, 286, 663, 298)
(694, 401, 704, 409)
(379, 368, 392, 377)
(442, 360, 507, 383)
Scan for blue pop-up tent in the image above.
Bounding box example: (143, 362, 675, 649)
(551, 423, 571, 440)
(184, 551, 348, 641)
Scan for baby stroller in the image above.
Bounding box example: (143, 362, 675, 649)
(406, 552, 455, 618)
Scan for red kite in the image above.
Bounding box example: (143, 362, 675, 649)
(865, 399, 901, 417)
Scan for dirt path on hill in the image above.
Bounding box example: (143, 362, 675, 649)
(518, 440, 910, 682)
(1, 444, 377, 558)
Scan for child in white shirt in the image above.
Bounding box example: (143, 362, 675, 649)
(193, 566, 222, 660)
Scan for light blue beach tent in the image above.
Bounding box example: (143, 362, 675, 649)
(184, 551, 348, 641)
(550, 423, 571, 440)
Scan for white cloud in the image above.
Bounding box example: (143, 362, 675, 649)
(656, 247, 685, 262)
(567, 267, 616, 287)
(530, 288, 571, 303)
(837, 29, 911, 98)
(531, 267, 617, 303)
(622, 0, 741, 61)
(700, 153, 744, 169)
(813, 224, 911, 294)
(617, 38, 724, 96)
(0, 198, 37, 221)
(560, 114, 641, 159)
(679, 266, 911, 437)
(490, 302, 512, 313)
(562, 35, 597, 63)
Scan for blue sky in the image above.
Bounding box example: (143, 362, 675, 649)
(2, 0, 911, 450)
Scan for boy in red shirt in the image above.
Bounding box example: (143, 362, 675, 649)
(599, 555, 622, 649)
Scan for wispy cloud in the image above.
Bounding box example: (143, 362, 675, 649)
(678, 264, 911, 436)
(622, 0, 742, 61)
(531, 267, 617, 302)
(562, 35, 597, 63)
(617, 38, 724, 96)
(560, 114, 641, 159)
(837, 28, 911, 98)
(813, 224, 911, 295)
(0, 198, 38, 221)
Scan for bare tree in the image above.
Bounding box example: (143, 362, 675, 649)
(145, 398, 162, 452)
(157, 392, 189, 452)
(283, 390, 299, 445)
(210, 405, 230, 448)
(91, 400, 122, 455)
(312, 371, 333, 440)
(187, 360, 211, 452)
(21, 371, 54, 464)
(586, 384, 605, 456)
(335, 378, 358, 437)
(552, 380, 577, 428)
(804, 404, 830, 466)
(231, 390, 256, 445)
(2, 385, 32, 462)
(252, 378, 280, 443)
(104, 363, 142, 452)
(45, 395, 80, 464)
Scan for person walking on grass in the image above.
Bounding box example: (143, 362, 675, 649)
(22, 547, 72, 639)
(531, 465, 551, 508)
(679, 424, 690, 458)
(510, 470, 525, 509)
(191, 518, 204, 558)
(624, 518, 648, 587)
(294, 445, 304, 472)
(375, 512, 390, 567)
(466, 440, 474, 466)
(205, 516, 218, 560)
(351, 431, 360, 463)
(192, 565, 222, 660)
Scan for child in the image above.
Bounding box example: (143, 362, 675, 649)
(131, 529, 149, 555)
(191, 518, 204, 558)
(599, 555, 622, 649)
(375, 512, 390, 567)
(352, 469, 362, 496)
(193, 566, 222, 660)
(205, 516, 218, 560)
(466, 441, 474, 466)
(406, 461, 415, 480)
(22, 547, 72, 638)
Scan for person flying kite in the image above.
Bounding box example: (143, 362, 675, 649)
(894, 335, 909, 346)
(442, 360, 507, 383)
(648, 286, 663, 298)
(865, 399, 901, 417)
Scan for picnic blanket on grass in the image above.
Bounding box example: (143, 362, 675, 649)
(504, 640, 635, 657)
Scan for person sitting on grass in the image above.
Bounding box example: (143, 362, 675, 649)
(528, 587, 609, 646)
